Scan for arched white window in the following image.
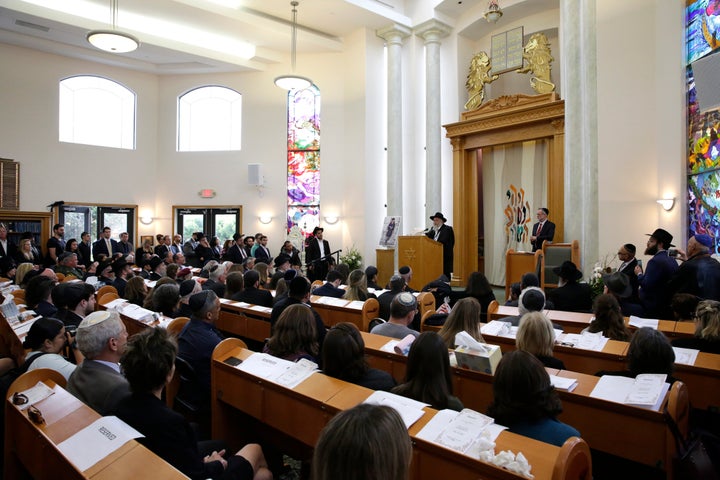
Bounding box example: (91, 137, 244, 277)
(59, 76, 136, 149)
(177, 86, 242, 152)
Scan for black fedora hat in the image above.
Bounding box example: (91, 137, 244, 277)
(646, 228, 675, 248)
(429, 212, 447, 222)
(552, 261, 583, 281)
(602, 271, 632, 298)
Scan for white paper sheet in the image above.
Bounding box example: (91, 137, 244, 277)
(672, 347, 699, 366)
(57, 416, 144, 472)
(248, 305, 272, 313)
(549, 375, 578, 392)
(103, 298, 128, 310)
(380, 339, 400, 353)
(628, 316, 659, 329)
(237, 353, 318, 389)
(558, 332, 609, 351)
(346, 300, 365, 310)
(233, 302, 251, 308)
(274, 359, 318, 389)
(435, 409, 495, 453)
(363, 390, 428, 428)
(219, 298, 234, 304)
(481, 320, 512, 337)
(12, 318, 37, 336)
(16, 381, 54, 410)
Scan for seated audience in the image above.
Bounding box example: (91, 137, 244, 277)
(25, 275, 57, 318)
(202, 262, 227, 298)
(377, 275, 406, 321)
(143, 277, 177, 310)
(264, 304, 319, 364)
(437, 297, 485, 349)
(516, 312, 565, 369)
(23, 317, 84, 380)
(343, 269, 375, 301)
(583, 294, 632, 341)
(14, 238, 41, 266)
(67, 311, 130, 415)
(124, 275, 148, 306)
(177, 279, 201, 318)
(112, 256, 132, 298)
(271, 276, 326, 349)
(62, 282, 97, 328)
(55, 252, 83, 279)
(451, 271, 496, 322)
(225, 271, 244, 299)
(547, 261, 592, 312)
(148, 256, 167, 281)
(322, 322, 395, 391)
(233, 270, 273, 307)
(504, 282, 522, 307)
(253, 262, 269, 288)
(420, 274, 452, 310)
(312, 404, 411, 480)
(601, 271, 644, 317)
(392, 332, 463, 411)
(506, 273, 555, 309)
(370, 292, 420, 340)
(0, 256, 17, 281)
(596, 327, 678, 383)
(116, 328, 272, 480)
(312, 270, 345, 298)
(502, 287, 546, 326)
(488, 350, 580, 447)
(268, 254, 291, 290)
(365, 266, 382, 290)
(334, 263, 350, 285)
(671, 299, 720, 354)
(671, 293, 701, 322)
(194, 234, 216, 266)
(15, 262, 36, 287)
(151, 283, 181, 318)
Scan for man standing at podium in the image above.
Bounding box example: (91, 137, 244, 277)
(531, 207, 555, 252)
(426, 212, 455, 279)
(306, 226, 331, 282)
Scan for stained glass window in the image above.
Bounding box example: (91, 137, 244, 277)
(286, 86, 320, 238)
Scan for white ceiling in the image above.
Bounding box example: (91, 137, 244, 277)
(0, 0, 558, 75)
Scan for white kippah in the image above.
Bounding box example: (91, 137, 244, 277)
(78, 310, 113, 329)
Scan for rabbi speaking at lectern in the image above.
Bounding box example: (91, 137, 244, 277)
(425, 212, 455, 278)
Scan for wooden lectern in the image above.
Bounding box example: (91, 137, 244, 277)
(397, 235, 442, 291)
(505, 249, 542, 299)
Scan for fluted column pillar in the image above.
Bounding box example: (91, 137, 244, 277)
(415, 19, 452, 220)
(561, 0, 598, 271)
(377, 24, 411, 218)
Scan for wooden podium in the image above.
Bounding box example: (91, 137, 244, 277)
(397, 235, 442, 291)
(505, 249, 542, 299)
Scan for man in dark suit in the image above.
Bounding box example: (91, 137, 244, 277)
(0, 223, 17, 260)
(425, 212, 455, 278)
(253, 235, 272, 264)
(78, 231, 92, 268)
(67, 311, 130, 415)
(306, 226, 331, 282)
(636, 228, 679, 318)
(530, 207, 555, 252)
(232, 270, 273, 307)
(226, 233, 248, 264)
(92, 226, 119, 261)
(62, 282, 97, 328)
(377, 275, 406, 321)
(616, 243, 639, 299)
(117, 232, 133, 255)
(312, 270, 345, 298)
(547, 261, 593, 312)
(154, 235, 171, 258)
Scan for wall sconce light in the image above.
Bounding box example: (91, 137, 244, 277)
(258, 215, 273, 225)
(140, 216, 153, 225)
(324, 215, 339, 225)
(656, 198, 675, 211)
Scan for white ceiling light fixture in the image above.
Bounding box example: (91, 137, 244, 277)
(274, 1, 312, 91)
(87, 0, 139, 53)
(484, 0, 503, 23)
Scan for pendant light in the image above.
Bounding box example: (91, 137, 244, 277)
(87, 0, 139, 53)
(484, 0, 503, 23)
(274, 1, 312, 91)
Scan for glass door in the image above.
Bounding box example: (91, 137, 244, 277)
(98, 207, 135, 242)
(174, 206, 241, 243)
(58, 206, 91, 243)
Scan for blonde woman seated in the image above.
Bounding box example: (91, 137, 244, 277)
(582, 294, 632, 341)
(672, 299, 720, 354)
(516, 312, 565, 370)
(263, 303, 319, 364)
(342, 269, 376, 302)
(438, 297, 486, 349)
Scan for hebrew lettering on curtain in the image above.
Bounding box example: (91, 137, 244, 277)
(483, 140, 548, 285)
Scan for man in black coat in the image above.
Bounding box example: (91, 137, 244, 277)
(669, 234, 720, 301)
(232, 270, 273, 307)
(547, 261, 593, 312)
(426, 212, 455, 278)
(616, 243, 639, 299)
(306, 226, 331, 282)
(92, 226, 119, 261)
(530, 207, 556, 252)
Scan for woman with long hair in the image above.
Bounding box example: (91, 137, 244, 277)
(584, 294, 632, 341)
(125, 275, 148, 306)
(488, 350, 579, 447)
(452, 271, 496, 322)
(438, 297, 485, 349)
(391, 332, 463, 411)
(672, 299, 720, 354)
(264, 304, 319, 363)
(342, 269, 375, 302)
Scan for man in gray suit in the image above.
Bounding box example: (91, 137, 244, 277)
(67, 310, 130, 415)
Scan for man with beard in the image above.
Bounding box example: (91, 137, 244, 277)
(635, 228, 679, 318)
(668, 234, 720, 301)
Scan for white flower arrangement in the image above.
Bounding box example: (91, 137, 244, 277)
(340, 245, 363, 271)
(588, 252, 616, 298)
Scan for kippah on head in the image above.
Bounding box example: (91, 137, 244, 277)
(624, 243, 636, 254)
(179, 279, 197, 297)
(396, 292, 416, 307)
(289, 276, 310, 296)
(79, 310, 113, 329)
(520, 287, 545, 312)
(398, 266, 410, 275)
(189, 290, 213, 312)
(283, 269, 298, 282)
(694, 234, 713, 249)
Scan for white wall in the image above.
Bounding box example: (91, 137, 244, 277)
(596, 0, 685, 261)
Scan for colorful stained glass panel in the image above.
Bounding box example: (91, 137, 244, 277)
(688, 171, 720, 253)
(287, 86, 320, 151)
(688, 68, 720, 174)
(287, 206, 320, 237)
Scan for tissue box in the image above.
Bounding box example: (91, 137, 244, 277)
(454, 344, 502, 374)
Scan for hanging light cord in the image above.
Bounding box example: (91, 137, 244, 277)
(111, 0, 118, 31)
(290, 1, 299, 72)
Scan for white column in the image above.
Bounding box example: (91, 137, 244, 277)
(415, 20, 451, 220)
(377, 24, 411, 218)
(561, 0, 598, 271)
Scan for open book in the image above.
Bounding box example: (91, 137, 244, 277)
(590, 374, 669, 411)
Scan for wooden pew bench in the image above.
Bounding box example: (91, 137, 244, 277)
(4, 368, 186, 480)
(211, 339, 592, 480)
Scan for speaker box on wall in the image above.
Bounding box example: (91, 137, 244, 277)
(248, 163, 263, 185)
(692, 50, 720, 114)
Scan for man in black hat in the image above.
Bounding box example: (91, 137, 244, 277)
(269, 254, 291, 289)
(530, 207, 555, 252)
(112, 256, 132, 297)
(547, 261, 592, 312)
(425, 212, 455, 278)
(602, 271, 644, 317)
(226, 233, 248, 264)
(306, 226, 331, 282)
(635, 228, 679, 318)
